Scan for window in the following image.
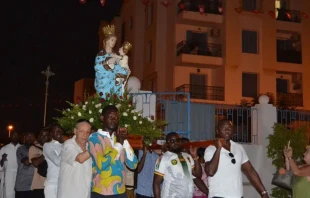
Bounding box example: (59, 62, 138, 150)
(276, 78, 288, 93)
(242, 0, 257, 11)
(242, 30, 258, 54)
(277, 39, 293, 51)
(242, 73, 258, 97)
(190, 74, 207, 99)
(147, 4, 153, 27)
(121, 22, 126, 44)
(147, 42, 152, 63)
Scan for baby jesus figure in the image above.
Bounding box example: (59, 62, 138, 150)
(112, 41, 132, 93)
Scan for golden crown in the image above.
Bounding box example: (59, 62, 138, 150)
(102, 25, 116, 37)
(123, 41, 132, 52)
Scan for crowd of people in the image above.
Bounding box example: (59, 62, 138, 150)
(1, 104, 276, 198)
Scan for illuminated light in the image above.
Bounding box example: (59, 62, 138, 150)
(198, 5, 205, 14)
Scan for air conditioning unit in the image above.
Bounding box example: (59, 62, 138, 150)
(210, 28, 220, 37)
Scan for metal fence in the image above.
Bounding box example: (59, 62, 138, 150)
(132, 92, 257, 143)
(132, 92, 191, 139)
(277, 109, 310, 130)
(175, 84, 224, 101)
(189, 104, 257, 143)
(176, 41, 222, 57)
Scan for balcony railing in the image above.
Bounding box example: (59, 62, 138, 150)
(176, 84, 224, 101)
(176, 40, 222, 57)
(177, 1, 222, 15)
(277, 93, 303, 107)
(277, 49, 302, 64)
(276, 9, 301, 23)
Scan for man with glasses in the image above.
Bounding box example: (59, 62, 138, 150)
(153, 132, 202, 198)
(204, 119, 269, 198)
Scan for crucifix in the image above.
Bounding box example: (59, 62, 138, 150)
(41, 66, 55, 127)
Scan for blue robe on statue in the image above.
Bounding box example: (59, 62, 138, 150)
(94, 50, 129, 98)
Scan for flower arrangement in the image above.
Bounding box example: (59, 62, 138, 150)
(55, 92, 166, 145)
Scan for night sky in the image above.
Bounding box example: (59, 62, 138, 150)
(0, 0, 123, 142)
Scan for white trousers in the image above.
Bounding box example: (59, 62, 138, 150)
(2, 171, 17, 198)
(44, 185, 58, 198)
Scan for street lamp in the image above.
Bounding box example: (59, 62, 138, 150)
(8, 125, 13, 138)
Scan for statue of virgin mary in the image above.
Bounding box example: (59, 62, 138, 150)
(94, 24, 130, 98)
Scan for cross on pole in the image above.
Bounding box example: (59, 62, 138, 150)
(41, 66, 55, 127)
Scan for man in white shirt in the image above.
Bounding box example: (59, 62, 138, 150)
(204, 119, 269, 198)
(58, 119, 92, 198)
(43, 123, 64, 198)
(0, 131, 21, 198)
(153, 132, 202, 198)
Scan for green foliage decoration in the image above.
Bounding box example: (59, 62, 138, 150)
(55, 92, 166, 145)
(266, 123, 307, 197)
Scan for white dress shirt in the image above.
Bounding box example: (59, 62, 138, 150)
(57, 136, 92, 198)
(43, 140, 62, 187)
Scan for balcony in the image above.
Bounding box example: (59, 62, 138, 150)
(277, 93, 303, 107)
(176, 84, 224, 101)
(176, 41, 223, 67)
(176, 1, 223, 24)
(277, 49, 302, 64)
(276, 9, 301, 23)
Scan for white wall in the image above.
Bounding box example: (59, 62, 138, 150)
(242, 144, 276, 198)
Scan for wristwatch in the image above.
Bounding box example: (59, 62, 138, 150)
(261, 190, 268, 196)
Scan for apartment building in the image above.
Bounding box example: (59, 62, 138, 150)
(107, 0, 310, 109)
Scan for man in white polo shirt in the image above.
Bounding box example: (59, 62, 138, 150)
(58, 119, 92, 198)
(204, 119, 269, 198)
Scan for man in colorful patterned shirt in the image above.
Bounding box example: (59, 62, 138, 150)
(88, 105, 138, 198)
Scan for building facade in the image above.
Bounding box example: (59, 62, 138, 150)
(108, 0, 310, 110)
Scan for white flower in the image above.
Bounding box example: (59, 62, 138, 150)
(125, 124, 128, 128)
(131, 110, 135, 113)
(138, 113, 142, 117)
(78, 112, 81, 117)
(92, 101, 94, 104)
(116, 104, 121, 109)
(82, 105, 86, 110)
(89, 118, 94, 123)
(75, 104, 78, 107)
(67, 108, 70, 111)
(133, 116, 137, 120)
(139, 121, 142, 124)
(123, 112, 128, 116)
(109, 103, 112, 105)
(89, 110, 92, 114)
(95, 104, 102, 108)
(85, 102, 88, 105)
(71, 116, 74, 119)
(147, 117, 152, 121)
(128, 104, 131, 107)
(99, 109, 102, 113)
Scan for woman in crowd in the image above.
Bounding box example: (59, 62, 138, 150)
(284, 145, 310, 198)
